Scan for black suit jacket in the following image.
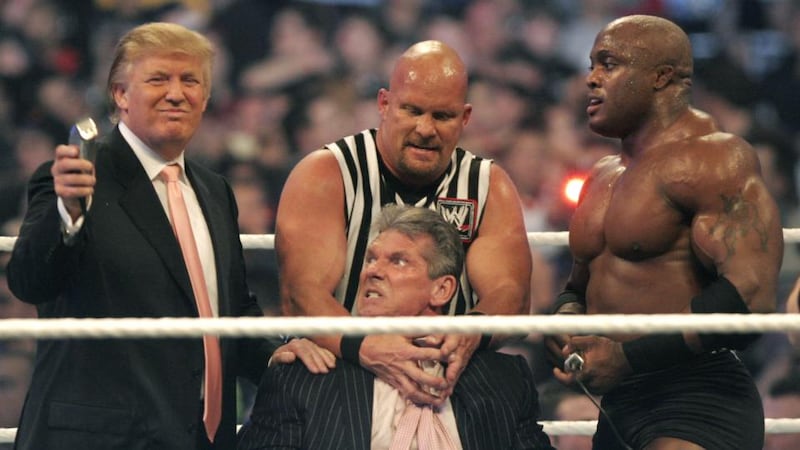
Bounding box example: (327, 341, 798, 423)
(237, 351, 554, 450)
(7, 127, 276, 450)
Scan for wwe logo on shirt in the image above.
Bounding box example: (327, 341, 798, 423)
(437, 198, 477, 243)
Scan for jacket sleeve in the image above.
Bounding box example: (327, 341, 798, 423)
(7, 161, 83, 304)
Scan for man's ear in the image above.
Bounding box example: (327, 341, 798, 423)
(429, 274, 457, 308)
(654, 64, 675, 90)
(377, 88, 390, 117)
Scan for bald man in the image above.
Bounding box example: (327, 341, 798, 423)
(544, 15, 782, 450)
(275, 40, 531, 407)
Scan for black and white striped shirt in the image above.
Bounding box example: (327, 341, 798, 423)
(327, 129, 492, 315)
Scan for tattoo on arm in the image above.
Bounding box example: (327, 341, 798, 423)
(711, 193, 770, 257)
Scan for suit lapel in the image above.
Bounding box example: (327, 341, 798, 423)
(109, 129, 196, 308)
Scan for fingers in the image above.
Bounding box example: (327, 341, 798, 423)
(411, 334, 444, 348)
(268, 350, 296, 367)
(52, 145, 95, 202)
(292, 338, 337, 373)
(272, 338, 337, 374)
(552, 365, 576, 385)
(439, 333, 479, 357)
(361, 335, 450, 405)
(543, 334, 571, 369)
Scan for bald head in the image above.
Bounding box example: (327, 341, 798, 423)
(603, 15, 693, 83)
(390, 40, 469, 101)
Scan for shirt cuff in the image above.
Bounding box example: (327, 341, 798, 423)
(57, 196, 90, 243)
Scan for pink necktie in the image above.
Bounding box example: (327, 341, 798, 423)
(161, 164, 222, 442)
(390, 402, 459, 450)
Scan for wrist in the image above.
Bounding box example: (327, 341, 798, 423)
(467, 311, 492, 350)
(552, 289, 586, 314)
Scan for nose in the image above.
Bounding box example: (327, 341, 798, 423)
(363, 258, 386, 279)
(586, 68, 599, 89)
(165, 78, 185, 103)
(415, 114, 436, 138)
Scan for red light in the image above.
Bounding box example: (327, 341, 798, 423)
(563, 176, 585, 205)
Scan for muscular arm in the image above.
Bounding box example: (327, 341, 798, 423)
(276, 150, 351, 343)
(276, 150, 445, 404)
(466, 164, 532, 318)
(439, 165, 532, 394)
(687, 137, 783, 315)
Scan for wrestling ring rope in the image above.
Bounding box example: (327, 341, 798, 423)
(2, 230, 800, 442)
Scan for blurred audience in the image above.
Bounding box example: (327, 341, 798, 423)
(764, 369, 800, 450)
(2, 0, 800, 442)
(538, 380, 598, 450)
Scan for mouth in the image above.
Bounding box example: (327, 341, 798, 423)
(160, 109, 188, 117)
(362, 287, 384, 301)
(586, 95, 603, 116)
(406, 141, 439, 152)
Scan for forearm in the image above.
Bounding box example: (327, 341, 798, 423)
(281, 285, 351, 357)
(623, 275, 759, 373)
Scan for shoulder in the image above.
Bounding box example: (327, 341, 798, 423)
(583, 154, 623, 187)
(288, 149, 343, 181)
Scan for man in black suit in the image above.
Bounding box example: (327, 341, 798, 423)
(6, 22, 333, 450)
(237, 205, 553, 450)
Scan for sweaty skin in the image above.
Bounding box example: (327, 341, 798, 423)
(546, 14, 783, 392)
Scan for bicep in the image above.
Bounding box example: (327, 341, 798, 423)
(466, 166, 531, 314)
(275, 151, 349, 316)
(690, 175, 783, 312)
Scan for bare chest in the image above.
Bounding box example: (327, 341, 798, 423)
(569, 166, 688, 262)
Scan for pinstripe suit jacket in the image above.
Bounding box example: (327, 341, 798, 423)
(237, 351, 554, 450)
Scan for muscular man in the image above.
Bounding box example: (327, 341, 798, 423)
(275, 40, 531, 405)
(545, 15, 783, 450)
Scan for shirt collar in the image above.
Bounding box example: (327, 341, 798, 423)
(119, 121, 186, 183)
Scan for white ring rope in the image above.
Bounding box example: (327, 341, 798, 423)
(0, 314, 799, 339)
(538, 419, 800, 436)
(0, 227, 799, 252)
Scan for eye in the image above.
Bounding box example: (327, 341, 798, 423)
(147, 75, 167, 85)
(403, 105, 423, 116)
(433, 111, 455, 121)
(391, 256, 407, 267)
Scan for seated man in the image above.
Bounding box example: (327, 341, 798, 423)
(237, 205, 553, 449)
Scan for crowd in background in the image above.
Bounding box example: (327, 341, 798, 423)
(2, 0, 800, 443)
